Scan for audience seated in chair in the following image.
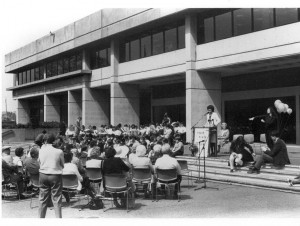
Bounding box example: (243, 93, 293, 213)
(154, 144, 181, 199)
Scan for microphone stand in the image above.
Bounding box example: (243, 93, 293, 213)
(195, 128, 219, 191)
(194, 138, 206, 185)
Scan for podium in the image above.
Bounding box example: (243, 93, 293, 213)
(193, 127, 218, 157)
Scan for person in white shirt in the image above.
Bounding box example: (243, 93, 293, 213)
(38, 133, 64, 218)
(204, 105, 221, 156)
(86, 148, 102, 168)
(154, 144, 181, 198)
(115, 138, 130, 159)
(13, 147, 24, 167)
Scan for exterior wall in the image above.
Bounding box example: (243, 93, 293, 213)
(44, 94, 60, 122)
(196, 23, 300, 70)
(68, 90, 82, 127)
(82, 87, 110, 126)
(5, 8, 186, 72)
(110, 83, 140, 125)
(17, 99, 30, 124)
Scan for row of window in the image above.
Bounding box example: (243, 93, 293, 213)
(46, 53, 82, 78)
(17, 53, 82, 85)
(90, 47, 111, 69)
(198, 8, 300, 44)
(120, 21, 185, 63)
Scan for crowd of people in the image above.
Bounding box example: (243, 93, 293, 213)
(2, 115, 187, 218)
(2, 105, 299, 218)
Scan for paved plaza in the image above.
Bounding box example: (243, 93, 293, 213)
(2, 180, 300, 218)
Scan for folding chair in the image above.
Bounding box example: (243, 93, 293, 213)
(86, 168, 102, 195)
(155, 168, 181, 202)
(176, 159, 193, 188)
(28, 173, 39, 209)
(62, 174, 87, 207)
(131, 166, 153, 200)
(102, 174, 132, 212)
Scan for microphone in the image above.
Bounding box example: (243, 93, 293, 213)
(204, 112, 209, 116)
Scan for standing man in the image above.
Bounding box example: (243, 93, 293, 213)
(75, 116, 82, 139)
(38, 133, 64, 218)
(247, 131, 290, 174)
(204, 105, 221, 156)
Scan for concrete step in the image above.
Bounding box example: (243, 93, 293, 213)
(176, 156, 300, 193)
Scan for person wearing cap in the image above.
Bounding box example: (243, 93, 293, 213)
(38, 133, 64, 218)
(154, 144, 181, 198)
(2, 146, 13, 165)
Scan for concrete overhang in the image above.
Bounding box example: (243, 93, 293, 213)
(6, 69, 91, 91)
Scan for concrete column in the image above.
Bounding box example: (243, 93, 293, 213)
(111, 83, 140, 126)
(82, 87, 110, 127)
(296, 95, 300, 145)
(185, 14, 222, 142)
(44, 94, 60, 122)
(13, 73, 17, 86)
(68, 90, 82, 127)
(82, 49, 90, 70)
(16, 99, 30, 124)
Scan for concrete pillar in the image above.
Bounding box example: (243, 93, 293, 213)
(185, 14, 222, 142)
(82, 87, 110, 127)
(68, 90, 82, 127)
(44, 94, 60, 122)
(13, 73, 17, 86)
(16, 99, 30, 124)
(111, 83, 140, 126)
(82, 49, 90, 70)
(296, 95, 300, 145)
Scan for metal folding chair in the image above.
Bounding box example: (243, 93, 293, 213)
(102, 174, 132, 212)
(86, 168, 102, 195)
(131, 166, 153, 200)
(62, 174, 87, 207)
(155, 168, 181, 202)
(177, 159, 193, 189)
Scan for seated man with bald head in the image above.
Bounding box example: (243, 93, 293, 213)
(154, 144, 181, 199)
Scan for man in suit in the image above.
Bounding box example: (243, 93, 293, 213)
(247, 131, 290, 174)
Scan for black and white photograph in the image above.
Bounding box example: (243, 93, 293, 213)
(1, 0, 300, 221)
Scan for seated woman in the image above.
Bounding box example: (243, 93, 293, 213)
(62, 151, 96, 202)
(217, 122, 230, 153)
(171, 136, 184, 157)
(229, 136, 255, 172)
(101, 147, 135, 208)
(129, 145, 155, 198)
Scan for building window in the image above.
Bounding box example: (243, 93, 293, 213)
(69, 55, 76, 72)
(164, 27, 177, 52)
(91, 47, 110, 69)
(76, 53, 82, 70)
(253, 8, 274, 31)
(178, 25, 185, 49)
(18, 73, 22, 85)
(203, 17, 215, 43)
(34, 67, 39, 81)
(141, 35, 152, 58)
(99, 49, 108, 67)
(46, 63, 52, 78)
(23, 71, 26, 84)
(233, 8, 252, 36)
(130, 39, 140, 61)
(58, 59, 63, 75)
(152, 32, 164, 55)
(27, 70, 31, 83)
(39, 65, 44, 79)
(52, 61, 58, 76)
(275, 8, 298, 26)
(63, 57, 69, 73)
(30, 69, 35, 82)
(215, 12, 232, 40)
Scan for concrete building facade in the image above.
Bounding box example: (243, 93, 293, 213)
(5, 8, 300, 144)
